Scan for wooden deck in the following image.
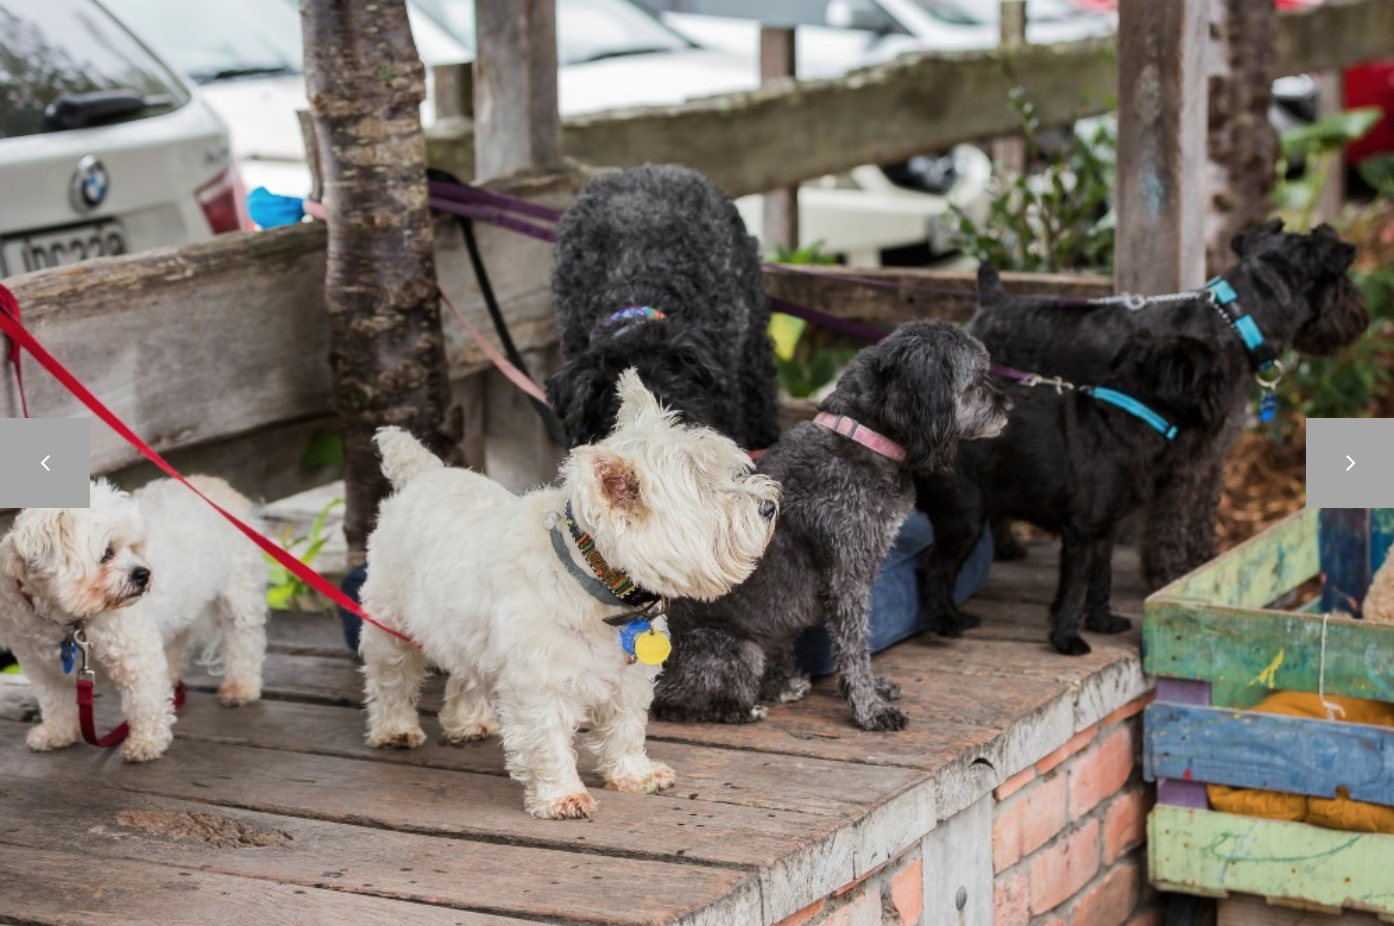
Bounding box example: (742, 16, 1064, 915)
(0, 541, 1149, 926)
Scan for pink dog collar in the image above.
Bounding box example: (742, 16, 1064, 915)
(813, 412, 906, 462)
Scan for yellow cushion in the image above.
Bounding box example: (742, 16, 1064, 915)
(1205, 692, 1394, 835)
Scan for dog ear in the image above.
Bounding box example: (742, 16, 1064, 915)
(878, 346, 960, 475)
(0, 511, 69, 582)
(1289, 229, 1370, 356)
(613, 368, 666, 430)
(976, 262, 1005, 306)
(1148, 339, 1231, 431)
(1229, 218, 1286, 258)
(576, 446, 644, 513)
(0, 533, 25, 584)
(1307, 224, 1358, 274)
(546, 361, 605, 446)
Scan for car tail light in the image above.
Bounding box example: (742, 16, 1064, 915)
(195, 167, 252, 235)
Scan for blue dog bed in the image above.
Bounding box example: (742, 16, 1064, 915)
(339, 512, 994, 668)
(794, 511, 994, 676)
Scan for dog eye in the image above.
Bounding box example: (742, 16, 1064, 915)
(100, 547, 114, 565)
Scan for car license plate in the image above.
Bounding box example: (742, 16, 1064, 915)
(0, 220, 128, 277)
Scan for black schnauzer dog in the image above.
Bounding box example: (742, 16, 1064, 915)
(547, 164, 781, 451)
(653, 321, 1011, 731)
(968, 221, 1367, 589)
(918, 332, 1233, 655)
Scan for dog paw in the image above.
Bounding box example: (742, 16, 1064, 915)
(1050, 633, 1093, 656)
(121, 729, 173, 763)
(993, 536, 1029, 561)
(26, 722, 78, 752)
(441, 720, 498, 745)
(1084, 613, 1133, 635)
(776, 675, 812, 703)
(216, 680, 262, 707)
(606, 763, 676, 794)
(856, 702, 909, 732)
(958, 611, 983, 629)
(875, 677, 902, 701)
(532, 791, 597, 821)
(366, 728, 427, 749)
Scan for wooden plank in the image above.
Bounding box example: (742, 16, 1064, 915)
(473, 0, 560, 179)
(1148, 805, 1394, 917)
(922, 795, 993, 926)
(0, 720, 932, 924)
(763, 266, 1112, 329)
(759, 26, 799, 252)
(1220, 892, 1388, 926)
(431, 37, 1121, 200)
(0, 843, 528, 926)
(1153, 678, 1211, 809)
(1320, 508, 1372, 615)
(1274, 0, 1394, 76)
(1143, 603, 1394, 703)
(1145, 702, 1394, 806)
(162, 690, 927, 819)
(1161, 508, 1318, 611)
(1115, 0, 1210, 295)
(0, 774, 759, 926)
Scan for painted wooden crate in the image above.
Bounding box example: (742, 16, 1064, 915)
(1143, 508, 1394, 921)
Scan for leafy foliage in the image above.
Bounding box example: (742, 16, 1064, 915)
(952, 89, 1116, 273)
(266, 497, 343, 611)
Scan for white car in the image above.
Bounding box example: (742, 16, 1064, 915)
(104, 0, 988, 264)
(0, 0, 248, 279)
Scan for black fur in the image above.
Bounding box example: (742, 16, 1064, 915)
(653, 321, 1010, 730)
(546, 164, 781, 450)
(918, 333, 1235, 655)
(967, 221, 1367, 588)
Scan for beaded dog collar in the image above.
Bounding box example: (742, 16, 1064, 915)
(557, 502, 661, 613)
(603, 306, 666, 339)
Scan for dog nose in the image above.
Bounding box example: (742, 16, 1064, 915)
(131, 567, 151, 589)
(759, 500, 777, 520)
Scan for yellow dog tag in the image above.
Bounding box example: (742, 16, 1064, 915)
(634, 629, 671, 666)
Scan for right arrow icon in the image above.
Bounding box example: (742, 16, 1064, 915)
(1347, 455, 1356, 471)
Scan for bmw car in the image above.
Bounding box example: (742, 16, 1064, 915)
(0, 0, 248, 279)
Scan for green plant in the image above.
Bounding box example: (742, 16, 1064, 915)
(766, 240, 855, 398)
(952, 89, 1117, 273)
(266, 497, 343, 611)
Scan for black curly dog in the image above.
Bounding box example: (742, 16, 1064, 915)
(654, 321, 1011, 731)
(917, 327, 1234, 656)
(546, 164, 781, 450)
(968, 221, 1367, 589)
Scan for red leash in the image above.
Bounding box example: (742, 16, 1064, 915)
(0, 283, 419, 650)
(0, 284, 30, 418)
(65, 625, 186, 747)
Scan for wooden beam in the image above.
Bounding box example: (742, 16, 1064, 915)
(1274, 0, 1394, 75)
(1115, 0, 1210, 295)
(760, 26, 799, 252)
(990, 0, 1028, 177)
(430, 61, 473, 119)
(472, 0, 560, 179)
(432, 36, 1121, 199)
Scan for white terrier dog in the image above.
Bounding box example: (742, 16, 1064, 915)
(360, 369, 780, 819)
(0, 477, 268, 761)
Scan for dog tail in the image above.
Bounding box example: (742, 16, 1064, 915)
(375, 427, 443, 489)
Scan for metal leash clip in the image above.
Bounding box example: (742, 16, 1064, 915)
(1022, 373, 1075, 394)
(68, 627, 95, 680)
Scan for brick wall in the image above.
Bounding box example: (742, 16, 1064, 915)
(991, 694, 1159, 926)
(770, 692, 1158, 926)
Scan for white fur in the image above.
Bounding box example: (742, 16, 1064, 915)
(0, 477, 268, 762)
(360, 369, 779, 819)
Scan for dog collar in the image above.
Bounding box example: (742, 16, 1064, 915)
(813, 412, 906, 462)
(1079, 386, 1178, 441)
(555, 502, 661, 614)
(603, 306, 666, 339)
(1206, 277, 1283, 385)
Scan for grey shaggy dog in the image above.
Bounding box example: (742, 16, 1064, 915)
(969, 220, 1367, 589)
(652, 321, 1011, 731)
(547, 164, 781, 451)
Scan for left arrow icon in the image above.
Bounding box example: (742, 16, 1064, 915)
(40, 455, 50, 471)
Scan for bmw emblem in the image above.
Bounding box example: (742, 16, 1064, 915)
(69, 155, 110, 211)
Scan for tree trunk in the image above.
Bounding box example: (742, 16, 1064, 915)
(301, 0, 451, 564)
(1206, 0, 1279, 275)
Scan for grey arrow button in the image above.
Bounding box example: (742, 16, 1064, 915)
(40, 455, 50, 471)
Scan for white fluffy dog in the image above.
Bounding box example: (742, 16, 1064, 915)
(0, 477, 268, 761)
(360, 369, 780, 819)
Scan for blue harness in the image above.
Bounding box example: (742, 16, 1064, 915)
(1080, 386, 1178, 441)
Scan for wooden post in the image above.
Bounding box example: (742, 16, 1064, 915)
(1115, 0, 1210, 294)
(1204, 0, 1278, 275)
(760, 25, 799, 252)
(991, 0, 1027, 177)
(431, 61, 473, 120)
(473, 0, 560, 180)
(1315, 70, 1346, 225)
